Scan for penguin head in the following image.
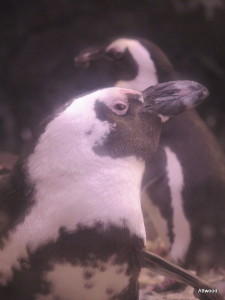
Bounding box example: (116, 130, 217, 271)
(27, 81, 208, 180)
(74, 38, 176, 90)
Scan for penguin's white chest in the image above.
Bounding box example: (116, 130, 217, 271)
(36, 258, 130, 300)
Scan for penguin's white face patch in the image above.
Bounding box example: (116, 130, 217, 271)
(106, 38, 130, 58)
(106, 38, 158, 90)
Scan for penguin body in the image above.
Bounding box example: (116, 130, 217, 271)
(75, 38, 225, 270)
(0, 83, 207, 299)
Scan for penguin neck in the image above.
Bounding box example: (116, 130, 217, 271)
(115, 45, 158, 90)
(26, 152, 146, 242)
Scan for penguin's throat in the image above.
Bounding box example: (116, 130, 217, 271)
(0, 158, 146, 286)
(26, 156, 146, 244)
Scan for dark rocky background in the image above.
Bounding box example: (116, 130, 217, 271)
(1, 0, 225, 154)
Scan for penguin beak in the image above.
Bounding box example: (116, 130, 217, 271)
(74, 46, 105, 67)
(142, 80, 209, 118)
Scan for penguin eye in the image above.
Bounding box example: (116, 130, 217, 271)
(114, 103, 126, 110)
(112, 103, 128, 115)
(114, 51, 123, 59)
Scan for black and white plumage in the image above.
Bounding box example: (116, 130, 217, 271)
(0, 82, 208, 299)
(75, 37, 225, 271)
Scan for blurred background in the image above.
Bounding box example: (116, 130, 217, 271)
(1, 0, 225, 154)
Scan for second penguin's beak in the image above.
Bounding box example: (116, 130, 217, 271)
(74, 46, 105, 67)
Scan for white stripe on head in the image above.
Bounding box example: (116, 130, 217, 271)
(107, 38, 158, 90)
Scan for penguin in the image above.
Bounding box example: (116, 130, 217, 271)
(74, 37, 225, 271)
(0, 81, 208, 300)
